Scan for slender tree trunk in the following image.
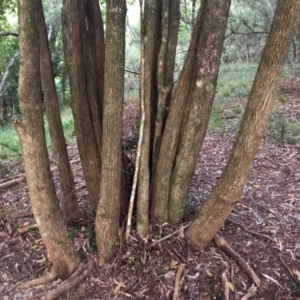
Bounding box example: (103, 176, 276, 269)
(152, 0, 180, 172)
(15, 0, 79, 278)
(169, 0, 231, 225)
(85, 0, 105, 152)
(95, 0, 126, 264)
(136, 0, 159, 237)
(38, 0, 80, 221)
(62, 0, 101, 208)
(186, 0, 300, 248)
(151, 4, 203, 221)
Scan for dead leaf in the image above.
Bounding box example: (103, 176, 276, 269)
(292, 268, 300, 281)
(113, 282, 122, 295)
(170, 259, 178, 269)
(206, 269, 213, 277)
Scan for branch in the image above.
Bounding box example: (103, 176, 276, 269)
(125, 69, 139, 76)
(0, 51, 19, 94)
(0, 31, 19, 37)
(173, 263, 185, 300)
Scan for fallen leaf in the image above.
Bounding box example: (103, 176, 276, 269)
(206, 269, 213, 277)
(164, 271, 175, 279)
(113, 282, 122, 295)
(292, 268, 300, 281)
(170, 259, 178, 269)
(228, 281, 235, 292)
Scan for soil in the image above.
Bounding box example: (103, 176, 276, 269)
(0, 79, 300, 300)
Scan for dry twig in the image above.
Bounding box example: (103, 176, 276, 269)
(214, 234, 261, 287)
(148, 223, 191, 249)
(173, 263, 185, 300)
(220, 267, 229, 300)
(278, 255, 300, 286)
(18, 224, 38, 234)
(227, 217, 275, 242)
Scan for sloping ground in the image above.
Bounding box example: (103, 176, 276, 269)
(0, 79, 300, 299)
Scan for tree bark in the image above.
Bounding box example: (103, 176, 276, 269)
(38, 0, 80, 221)
(15, 0, 79, 278)
(169, 0, 231, 225)
(85, 0, 105, 152)
(62, 0, 101, 208)
(151, 3, 203, 222)
(95, 0, 126, 264)
(186, 0, 300, 248)
(152, 0, 180, 172)
(136, 0, 159, 237)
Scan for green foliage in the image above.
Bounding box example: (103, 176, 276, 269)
(267, 112, 300, 144)
(224, 0, 276, 63)
(0, 108, 75, 163)
(0, 124, 21, 162)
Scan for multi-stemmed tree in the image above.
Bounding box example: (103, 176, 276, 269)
(15, 0, 300, 290)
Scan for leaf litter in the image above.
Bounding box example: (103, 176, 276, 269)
(0, 79, 300, 299)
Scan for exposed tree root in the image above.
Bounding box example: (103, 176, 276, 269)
(21, 260, 94, 300)
(17, 270, 57, 290)
(214, 234, 261, 287)
(220, 266, 229, 300)
(227, 217, 275, 242)
(42, 260, 94, 300)
(173, 263, 185, 300)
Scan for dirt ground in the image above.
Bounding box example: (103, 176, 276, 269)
(0, 79, 300, 299)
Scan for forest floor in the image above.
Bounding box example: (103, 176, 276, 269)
(1, 77, 300, 300)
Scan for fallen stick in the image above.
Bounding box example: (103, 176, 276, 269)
(18, 224, 38, 234)
(173, 263, 185, 300)
(214, 234, 261, 287)
(0, 158, 81, 190)
(227, 217, 275, 242)
(148, 223, 191, 249)
(220, 267, 229, 300)
(0, 175, 25, 189)
(278, 255, 300, 286)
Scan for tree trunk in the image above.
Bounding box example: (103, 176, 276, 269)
(62, 0, 101, 208)
(95, 0, 126, 264)
(38, 0, 80, 221)
(15, 0, 79, 278)
(152, 0, 180, 172)
(169, 0, 231, 225)
(136, 0, 159, 237)
(186, 0, 300, 248)
(151, 3, 203, 222)
(85, 0, 105, 152)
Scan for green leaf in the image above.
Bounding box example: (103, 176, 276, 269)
(228, 281, 235, 292)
